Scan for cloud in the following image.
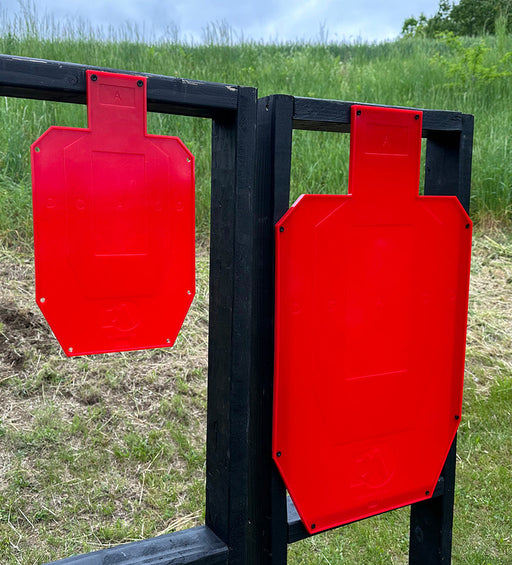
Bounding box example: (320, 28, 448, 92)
(0, 0, 441, 43)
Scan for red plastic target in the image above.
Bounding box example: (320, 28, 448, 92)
(273, 105, 472, 534)
(31, 71, 195, 356)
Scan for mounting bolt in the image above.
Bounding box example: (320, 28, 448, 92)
(455, 415, 460, 420)
(465, 223, 470, 229)
(311, 524, 316, 530)
(276, 451, 281, 457)
(68, 347, 74, 353)
(425, 490, 430, 496)
(91, 74, 98, 81)
(137, 80, 144, 87)
(356, 109, 362, 116)
(415, 114, 420, 120)
(279, 226, 284, 232)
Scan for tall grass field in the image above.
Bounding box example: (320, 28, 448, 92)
(0, 16, 511, 245)
(0, 10, 511, 565)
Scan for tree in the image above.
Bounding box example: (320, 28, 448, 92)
(450, 0, 511, 34)
(401, 0, 512, 37)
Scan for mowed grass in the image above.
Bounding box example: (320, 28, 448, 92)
(289, 230, 512, 564)
(0, 244, 210, 563)
(0, 232, 511, 564)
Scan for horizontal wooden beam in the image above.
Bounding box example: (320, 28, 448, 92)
(287, 476, 446, 544)
(43, 525, 228, 565)
(0, 54, 239, 118)
(292, 97, 467, 135)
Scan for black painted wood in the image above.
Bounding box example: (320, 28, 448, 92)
(267, 96, 294, 565)
(287, 476, 447, 544)
(424, 114, 474, 213)
(246, 95, 294, 565)
(292, 97, 465, 135)
(0, 54, 238, 117)
(407, 100, 473, 565)
(458, 114, 475, 214)
(42, 526, 228, 565)
(206, 86, 258, 565)
(409, 439, 457, 564)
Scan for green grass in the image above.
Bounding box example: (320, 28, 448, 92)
(0, 245, 210, 563)
(1, 232, 511, 563)
(0, 17, 511, 245)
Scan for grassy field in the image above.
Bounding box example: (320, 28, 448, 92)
(0, 232, 511, 564)
(0, 19, 511, 245)
(0, 12, 511, 565)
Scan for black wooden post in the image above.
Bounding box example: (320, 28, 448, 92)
(409, 439, 458, 565)
(422, 114, 474, 214)
(206, 86, 258, 565)
(246, 95, 294, 565)
(409, 113, 474, 565)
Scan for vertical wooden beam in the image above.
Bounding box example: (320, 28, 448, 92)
(246, 95, 294, 565)
(409, 439, 457, 564)
(409, 113, 473, 564)
(423, 114, 474, 213)
(206, 86, 258, 565)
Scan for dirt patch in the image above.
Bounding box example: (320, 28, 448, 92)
(0, 248, 55, 379)
(0, 301, 54, 372)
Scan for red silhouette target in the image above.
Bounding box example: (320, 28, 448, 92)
(273, 105, 472, 534)
(31, 71, 195, 356)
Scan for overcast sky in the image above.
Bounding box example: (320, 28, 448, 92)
(1, 0, 441, 43)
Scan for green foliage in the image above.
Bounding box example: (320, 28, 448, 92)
(402, 0, 453, 38)
(402, 0, 512, 38)
(431, 32, 512, 88)
(0, 174, 32, 249)
(450, 0, 512, 35)
(402, 14, 430, 38)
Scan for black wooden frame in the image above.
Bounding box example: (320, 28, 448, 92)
(0, 56, 474, 565)
(252, 94, 474, 564)
(0, 54, 258, 565)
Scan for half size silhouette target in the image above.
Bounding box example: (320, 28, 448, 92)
(273, 105, 472, 534)
(31, 71, 195, 356)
